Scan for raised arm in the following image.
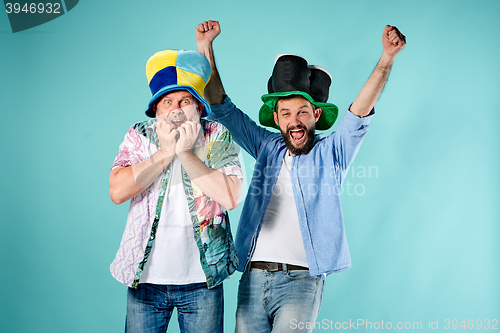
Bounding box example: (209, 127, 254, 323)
(350, 25, 406, 117)
(196, 20, 225, 105)
(194, 20, 276, 159)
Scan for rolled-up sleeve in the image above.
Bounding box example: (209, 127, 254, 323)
(331, 108, 375, 185)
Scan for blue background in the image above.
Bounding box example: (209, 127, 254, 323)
(1, 0, 498, 332)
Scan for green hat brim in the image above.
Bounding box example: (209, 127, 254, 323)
(259, 91, 339, 131)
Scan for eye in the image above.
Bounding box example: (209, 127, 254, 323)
(181, 99, 191, 104)
(163, 99, 171, 104)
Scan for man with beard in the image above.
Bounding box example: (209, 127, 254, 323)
(109, 49, 243, 333)
(197, 20, 406, 332)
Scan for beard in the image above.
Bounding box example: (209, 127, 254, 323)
(281, 124, 316, 155)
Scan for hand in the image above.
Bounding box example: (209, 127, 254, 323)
(175, 121, 201, 155)
(196, 20, 220, 49)
(156, 117, 178, 157)
(382, 25, 406, 58)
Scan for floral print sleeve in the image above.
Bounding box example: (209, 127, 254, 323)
(111, 126, 148, 169)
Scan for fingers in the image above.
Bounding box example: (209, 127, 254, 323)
(177, 123, 187, 137)
(178, 121, 200, 138)
(385, 25, 406, 47)
(156, 120, 178, 154)
(390, 29, 405, 45)
(196, 22, 207, 33)
(383, 25, 393, 35)
(175, 121, 201, 153)
(166, 127, 178, 140)
(208, 20, 220, 32)
(177, 121, 200, 145)
(197, 20, 219, 33)
(201, 21, 210, 32)
(157, 120, 178, 141)
(389, 32, 399, 45)
(156, 118, 173, 133)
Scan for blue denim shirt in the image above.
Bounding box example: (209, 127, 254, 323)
(210, 96, 373, 276)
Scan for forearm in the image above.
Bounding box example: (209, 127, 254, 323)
(350, 51, 395, 117)
(177, 151, 241, 210)
(109, 150, 174, 205)
(198, 42, 225, 105)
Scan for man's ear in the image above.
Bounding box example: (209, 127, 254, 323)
(273, 111, 279, 127)
(198, 103, 205, 115)
(314, 107, 322, 122)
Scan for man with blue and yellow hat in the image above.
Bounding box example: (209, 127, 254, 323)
(109, 48, 243, 333)
(197, 20, 406, 333)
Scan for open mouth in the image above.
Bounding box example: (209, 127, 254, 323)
(289, 128, 306, 144)
(171, 119, 186, 128)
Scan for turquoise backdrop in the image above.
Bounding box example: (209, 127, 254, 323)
(1, 0, 498, 332)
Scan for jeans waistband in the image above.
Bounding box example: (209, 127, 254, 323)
(250, 261, 308, 272)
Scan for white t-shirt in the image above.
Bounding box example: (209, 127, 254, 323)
(140, 157, 207, 285)
(251, 152, 309, 267)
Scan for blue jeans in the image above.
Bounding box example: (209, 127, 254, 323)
(235, 266, 325, 333)
(125, 282, 223, 333)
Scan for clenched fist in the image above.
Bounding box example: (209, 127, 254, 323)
(382, 25, 406, 58)
(196, 20, 221, 49)
(156, 116, 178, 157)
(175, 121, 202, 155)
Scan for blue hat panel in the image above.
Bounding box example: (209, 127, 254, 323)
(149, 66, 177, 96)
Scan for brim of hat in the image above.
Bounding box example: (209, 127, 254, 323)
(145, 85, 211, 118)
(259, 91, 338, 131)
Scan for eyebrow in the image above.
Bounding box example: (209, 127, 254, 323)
(162, 94, 194, 101)
(279, 104, 310, 112)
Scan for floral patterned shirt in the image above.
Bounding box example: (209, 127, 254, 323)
(110, 118, 243, 288)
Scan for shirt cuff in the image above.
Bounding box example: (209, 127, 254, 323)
(218, 165, 244, 180)
(344, 105, 375, 127)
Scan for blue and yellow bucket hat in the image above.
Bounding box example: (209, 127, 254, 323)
(145, 49, 211, 118)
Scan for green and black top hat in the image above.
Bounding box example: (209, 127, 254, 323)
(259, 54, 339, 130)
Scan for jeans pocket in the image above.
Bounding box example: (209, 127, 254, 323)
(284, 270, 321, 283)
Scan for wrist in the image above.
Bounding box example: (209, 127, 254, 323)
(155, 149, 173, 164)
(176, 149, 194, 160)
(379, 50, 396, 66)
(376, 52, 395, 73)
(197, 42, 214, 57)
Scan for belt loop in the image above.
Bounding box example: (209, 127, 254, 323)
(265, 262, 279, 272)
(282, 263, 288, 273)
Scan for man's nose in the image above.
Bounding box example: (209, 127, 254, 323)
(170, 107, 184, 115)
(289, 114, 301, 127)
